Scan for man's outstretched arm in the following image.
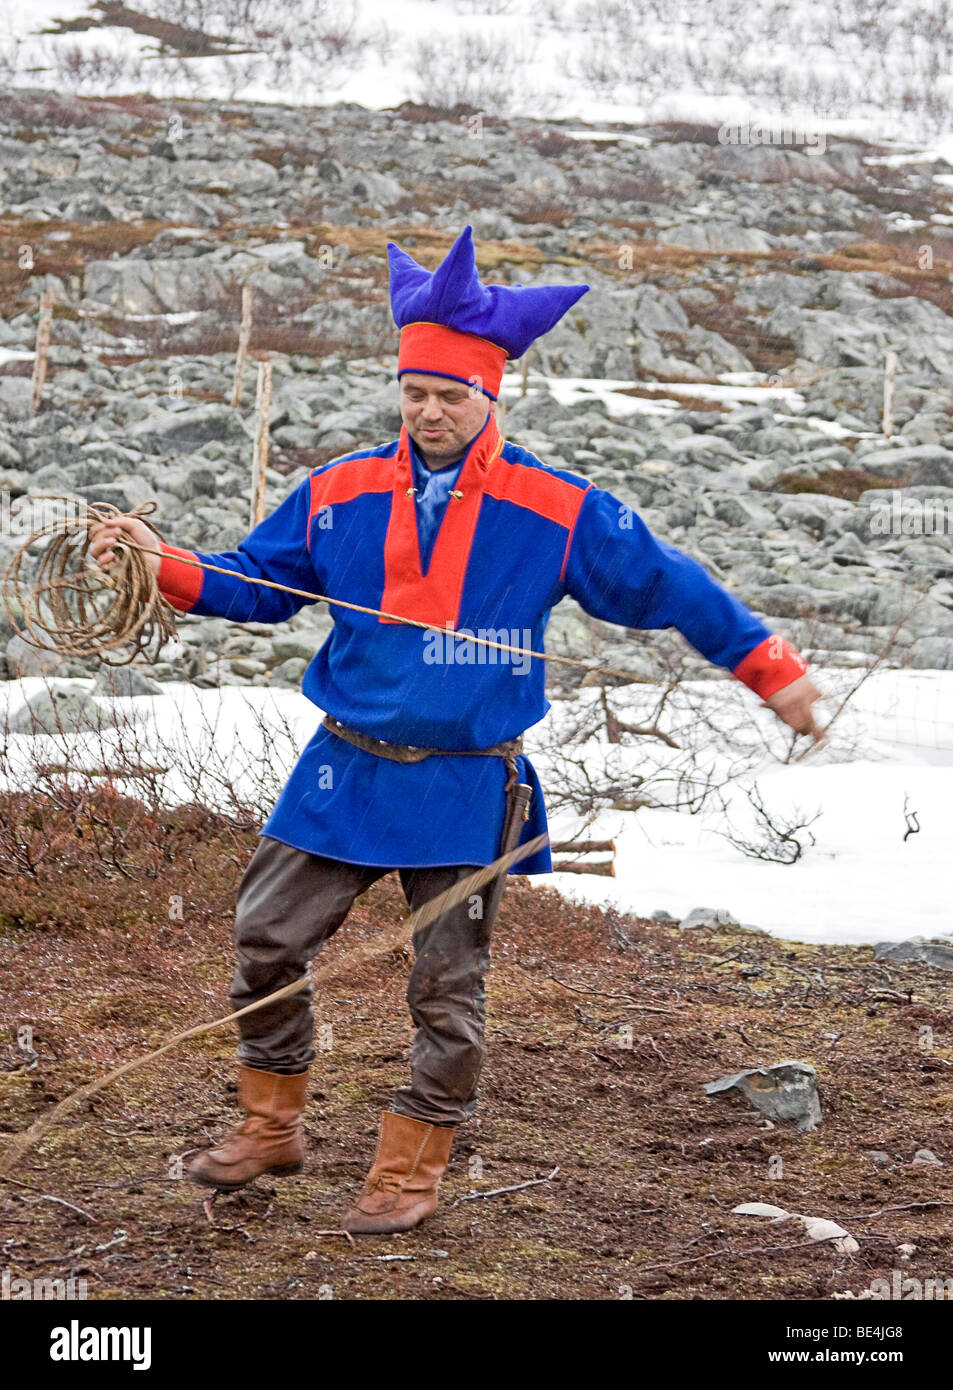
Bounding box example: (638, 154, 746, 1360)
(563, 486, 824, 742)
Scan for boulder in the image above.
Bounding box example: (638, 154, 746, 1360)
(10, 687, 109, 735)
(854, 444, 953, 481)
(127, 404, 250, 453)
(271, 636, 318, 663)
(269, 657, 308, 684)
(93, 666, 163, 697)
(6, 632, 65, 679)
(776, 494, 854, 538)
(657, 221, 774, 253)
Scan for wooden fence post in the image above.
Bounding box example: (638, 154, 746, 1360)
(883, 347, 897, 440)
(520, 348, 532, 398)
(31, 287, 54, 414)
(232, 283, 253, 407)
(249, 357, 272, 531)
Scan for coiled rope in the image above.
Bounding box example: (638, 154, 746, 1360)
(3, 496, 177, 666)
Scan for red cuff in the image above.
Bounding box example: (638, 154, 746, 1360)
(158, 543, 203, 613)
(733, 635, 808, 700)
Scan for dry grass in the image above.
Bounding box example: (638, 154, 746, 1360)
(776, 469, 911, 501)
(614, 385, 726, 412)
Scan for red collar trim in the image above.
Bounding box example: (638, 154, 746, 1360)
(381, 416, 503, 628)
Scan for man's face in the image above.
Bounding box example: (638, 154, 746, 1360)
(399, 372, 492, 467)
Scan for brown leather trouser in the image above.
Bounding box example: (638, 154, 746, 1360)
(229, 835, 495, 1127)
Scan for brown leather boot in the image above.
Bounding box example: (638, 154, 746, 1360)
(188, 1066, 308, 1191)
(343, 1111, 455, 1235)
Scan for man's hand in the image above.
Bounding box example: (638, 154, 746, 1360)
(88, 515, 162, 579)
(765, 673, 825, 745)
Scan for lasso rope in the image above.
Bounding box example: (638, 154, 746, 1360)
(0, 493, 659, 686)
(3, 496, 178, 667)
(0, 833, 549, 1176)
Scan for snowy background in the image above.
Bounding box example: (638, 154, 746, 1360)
(3, 0, 953, 150)
(1, 660, 949, 946)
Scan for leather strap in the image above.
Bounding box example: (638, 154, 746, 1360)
(322, 713, 523, 766)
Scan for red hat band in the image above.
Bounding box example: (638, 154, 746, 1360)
(397, 321, 507, 400)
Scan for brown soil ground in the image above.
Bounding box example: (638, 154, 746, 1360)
(1, 817, 951, 1301)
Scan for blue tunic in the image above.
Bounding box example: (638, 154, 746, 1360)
(156, 416, 805, 875)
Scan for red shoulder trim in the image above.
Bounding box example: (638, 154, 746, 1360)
(482, 458, 588, 530)
(308, 454, 394, 548)
(733, 635, 808, 699)
(559, 482, 592, 582)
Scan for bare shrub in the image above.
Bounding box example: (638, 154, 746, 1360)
(531, 577, 933, 842)
(721, 782, 822, 864)
(523, 129, 576, 157)
(532, 629, 760, 824)
(454, 0, 518, 13)
(48, 42, 146, 94)
(409, 34, 522, 113)
(557, 0, 953, 138)
(0, 679, 303, 884)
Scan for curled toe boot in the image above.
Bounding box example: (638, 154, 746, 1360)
(343, 1110, 454, 1235)
(188, 1066, 307, 1191)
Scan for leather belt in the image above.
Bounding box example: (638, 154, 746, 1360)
(322, 713, 523, 766)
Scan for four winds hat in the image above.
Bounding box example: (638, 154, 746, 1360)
(387, 224, 589, 400)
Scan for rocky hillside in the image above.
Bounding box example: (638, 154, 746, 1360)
(2, 88, 953, 691)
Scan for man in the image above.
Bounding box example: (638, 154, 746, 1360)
(89, 226, 821, 1235)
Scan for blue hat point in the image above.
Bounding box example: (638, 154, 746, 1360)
(387, 225, 589, 359)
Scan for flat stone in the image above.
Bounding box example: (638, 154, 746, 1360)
(229, 658, 267, 677)
(680, 907, 740, 929)
(702, 1060, 823, 1132)
(874, 938, 953, 970)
